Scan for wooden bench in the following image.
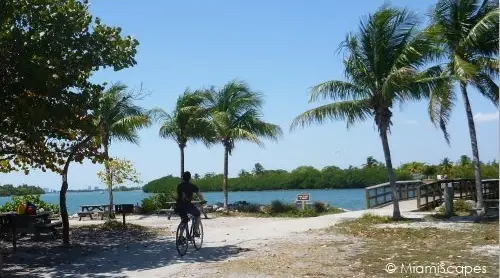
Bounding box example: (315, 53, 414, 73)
(77, 212, 93, 221)
(97, 211, 111, 220)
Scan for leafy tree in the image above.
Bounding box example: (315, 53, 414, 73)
(97, 157, 140, 218)
(252, 163, 265, 176)
(94, 83, 150, 217)
(153, 89, 212, 178)
(458, 155, 472, 167)
(426, 0, 499, 212)
(193, 173, 200, 180)
(238, 169, 252, 178)
(423, 165, 438, 179)
(290, 5, 445, 219)
(58, 132, 104, 245)
(439, 157, 453, 176)
(205, 80, 283, 208)
(0, 0, 138, 175)
(362, 156, 379, 168)
(399, 162, 427, 174)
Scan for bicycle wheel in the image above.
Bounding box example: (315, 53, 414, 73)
(176, 222, 189, 256)
(191, 219, 203, 250)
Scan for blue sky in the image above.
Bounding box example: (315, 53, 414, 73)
(2, 0, 498, 189)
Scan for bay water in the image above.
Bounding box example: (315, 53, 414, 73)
(0, 188, 366, 214)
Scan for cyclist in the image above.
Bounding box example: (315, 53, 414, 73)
(175, 171, 205, 237)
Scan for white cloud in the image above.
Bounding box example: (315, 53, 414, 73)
(474, 112, 499, 123)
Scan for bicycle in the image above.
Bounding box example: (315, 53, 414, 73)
(175, 213, 204, 256)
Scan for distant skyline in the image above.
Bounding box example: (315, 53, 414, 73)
(1, 0, 498, 190)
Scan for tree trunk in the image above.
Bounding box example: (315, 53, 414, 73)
(460, 82, 483, 212)
(180, 144, 185, 180)
(379, 127, 401, 219)
(104, 141, 114, 219)
(223, 147, 229, 209)
(60, 151, 75, 245)
(60, 172, 70, 245)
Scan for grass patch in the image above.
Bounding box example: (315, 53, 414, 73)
(214, 207, 344, 218)
(214, 200, 344, 218)
(333, 216, 499, 277)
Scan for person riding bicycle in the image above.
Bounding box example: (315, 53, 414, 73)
(175, 171, 205, 237)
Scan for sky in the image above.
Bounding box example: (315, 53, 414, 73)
(2, 0, 498, 190)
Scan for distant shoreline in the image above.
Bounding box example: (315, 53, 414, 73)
(145, 187, 365, 194)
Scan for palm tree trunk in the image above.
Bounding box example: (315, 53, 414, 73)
(223, 147, 229, 209)
(180, 144, 185, 180)
(460, 82, 483, 212)
(104, 141, 114, 219)
(379, 127, 401, 219)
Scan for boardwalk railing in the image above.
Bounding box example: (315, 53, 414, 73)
(416, 179, 499, 210)
(365, 180, 424, 209)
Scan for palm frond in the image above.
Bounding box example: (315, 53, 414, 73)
(206, 80, 281, 149)
(428, 82, 456, 145)
(97, 83, 150, 147)
(290, 99, 372, 131)
(463, 4, 499, 50)
(309, 80, 370, 102)
(471, 73, 499, 106)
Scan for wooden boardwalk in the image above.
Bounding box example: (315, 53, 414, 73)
(365, 179, 499, 211)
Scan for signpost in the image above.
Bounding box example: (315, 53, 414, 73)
(296, 193, 310, 210)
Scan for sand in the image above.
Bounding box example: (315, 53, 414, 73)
(5, 206, 427, 278)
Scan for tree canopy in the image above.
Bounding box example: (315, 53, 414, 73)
(143, 157, 499, 193)
(0, 0, 139, 173)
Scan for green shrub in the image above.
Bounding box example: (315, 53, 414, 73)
(0, 195, 59, 214)
(141, 189, 177, 214)
(231, 201, 261, 213)
(454, 199, 470, 213)
(437, 199, 471, 215)
(268, 200, 297, 214)
(313, 202, 328, 213)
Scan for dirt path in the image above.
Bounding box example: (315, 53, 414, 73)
(2, 209, 430, 278)
(20, 208, 429, 277)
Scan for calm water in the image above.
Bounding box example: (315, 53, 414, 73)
(0, 189, 365, 214)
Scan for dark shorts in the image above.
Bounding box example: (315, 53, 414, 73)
(176, 202, 200, 222)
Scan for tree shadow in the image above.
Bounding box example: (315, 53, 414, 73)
(1, 224, 251, 277)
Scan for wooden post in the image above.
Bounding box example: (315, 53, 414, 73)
(444, 182, 454, 217)
(366, 189, 371, 209)
(416, 185, 421, 209)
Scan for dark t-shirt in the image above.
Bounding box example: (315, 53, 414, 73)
(176, 182, 199, 204)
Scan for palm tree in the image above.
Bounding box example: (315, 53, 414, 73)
(205, 80, 282, 208)
(427, 0, 498, 213)
(290, 5, 446, 219)
(95, 83, 151, 217)
(459, 155, 472, 167)
(362, 156, 379, 168)
(153, 89, 212, 178)
(439, 157, 453, 176)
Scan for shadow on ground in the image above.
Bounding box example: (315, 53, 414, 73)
(1, 222, 250, 278)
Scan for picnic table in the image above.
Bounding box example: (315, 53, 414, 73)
(78, 204, 111, 220)
(0, 211, 62, 250)
(158, 201, 208, 220)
